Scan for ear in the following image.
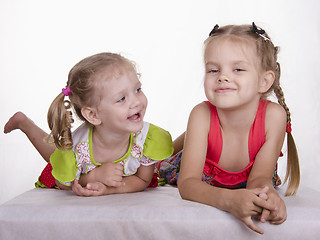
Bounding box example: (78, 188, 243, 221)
(81, 107, 102, 126)
(259, 70, 275, 93)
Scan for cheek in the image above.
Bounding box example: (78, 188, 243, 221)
(204, 78, 213, 93)
(204, 80, 214, 101)
(141, 93, 148, 107)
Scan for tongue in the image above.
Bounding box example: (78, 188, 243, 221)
(128, 114, 139, 120)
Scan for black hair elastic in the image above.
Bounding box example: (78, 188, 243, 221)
(251, 22, 270, 40)
(209, 24, 219, 37)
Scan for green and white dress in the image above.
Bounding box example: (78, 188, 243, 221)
(36, 122, 173, 188)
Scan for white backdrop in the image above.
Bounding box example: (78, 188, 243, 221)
(1, 0, 319, 204)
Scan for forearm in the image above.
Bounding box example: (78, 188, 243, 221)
(78, 170, 97, 187)
(55, 180, 72, 190)
(178, 178, 232, 211)
(247, 176, 275, 194)
(247, 176, 283, 211)
(173, 132, 185, 155)
(102, 174, 151, 195)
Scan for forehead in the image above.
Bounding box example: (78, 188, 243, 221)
(94, 62, 136, 82)
(205, 36, 258, 63)
(97, 64, 139, 92)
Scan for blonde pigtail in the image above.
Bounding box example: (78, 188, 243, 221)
(285, 131, 300, 196)
(46, 92, 74, 151)
(274, 84, 300, 196)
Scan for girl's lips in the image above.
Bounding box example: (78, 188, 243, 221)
(128, 112, 142, 121)
(215, 88, 235, 93)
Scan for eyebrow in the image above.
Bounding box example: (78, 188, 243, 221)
(111, 80, 142, 99)
(205, 60, 251, 67)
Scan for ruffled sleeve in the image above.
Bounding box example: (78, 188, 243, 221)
(143, 123, 173, 160)
(50, 148, 78, 184)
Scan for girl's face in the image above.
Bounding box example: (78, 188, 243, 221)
(94, 65, 148, 134)
(204, 37, 265, 110)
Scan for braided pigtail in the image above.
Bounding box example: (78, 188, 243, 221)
(46, 91, 74, 151)
(274, 82, 300, 196)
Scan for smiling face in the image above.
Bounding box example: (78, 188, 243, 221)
(204, 36, 266, 110)
(92, 64, 148, 134)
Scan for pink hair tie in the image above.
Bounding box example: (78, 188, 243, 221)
(286, 123, 292, 133)
(62, 86, 71, 96)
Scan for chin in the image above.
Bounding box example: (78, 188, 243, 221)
(130, 121, 144, 133)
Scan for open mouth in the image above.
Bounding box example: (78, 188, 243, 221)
(128, 112, 141, 120)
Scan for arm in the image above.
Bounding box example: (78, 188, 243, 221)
(246, 102, 287, 224)
(172, 132, 185, 155)
(55, 180, 72, 190)
(78, 162, 125, 187)
(73, 164, 155, 196)
(177, 103, 276, 234)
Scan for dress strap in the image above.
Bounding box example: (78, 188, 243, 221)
(205, 101, 223, 164)
(248, 100, 269, 162)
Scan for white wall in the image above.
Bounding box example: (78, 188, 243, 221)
(1, 0, 319, 204)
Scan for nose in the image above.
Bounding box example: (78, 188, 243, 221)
(130, 94, 142, 109)
(217, 69, 230, 83)
(218, 71, 230, 83)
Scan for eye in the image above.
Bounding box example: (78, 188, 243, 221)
(117, 96, 125, 103)
(207, 69, 219, 74)
(234, 68, 245, 72)
(135, 87, 142, 93)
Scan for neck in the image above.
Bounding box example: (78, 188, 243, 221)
(216, 100, 260, 131)
(92, 125, 131, 149)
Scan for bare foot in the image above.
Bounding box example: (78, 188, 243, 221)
(4, 112, 29, 133)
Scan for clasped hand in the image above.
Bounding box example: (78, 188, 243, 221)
(72, 162, 125, 196)
(230, 186, 286, 235)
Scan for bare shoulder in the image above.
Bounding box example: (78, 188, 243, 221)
(188, 102, 211, 129)
(265, 101, 287, 133)
(266, 101, 287, 121)
(189, 102, 211, 118)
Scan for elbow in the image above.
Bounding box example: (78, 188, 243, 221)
(55, 179, 72, 190)
(177, 177, 191, 200)
(246, 176, 273, 189)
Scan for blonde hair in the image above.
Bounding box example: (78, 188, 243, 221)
(204, 24, 300, 196)
(47, 52, 137, 151)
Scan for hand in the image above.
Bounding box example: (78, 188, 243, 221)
(72, 179, 109, 197)
(228, 186, 277, 234)
(94, 162, 125, 187)
(259, 189, 287, 224)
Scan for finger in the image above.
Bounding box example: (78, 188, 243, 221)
(75, 184, 101, 197)
(79, 189, 98, 197)
(86, 183, 98, 191)
(251, 186, 269, 196)
(270, 218, 286, 225)
(86, 182, 104, 191)
(72, 180, 85, 196)
(108, 180, 126, 187)
(243, 216, 264, 235)
(269, 211, 287, 224)
(251, 205, 264, 215)
(114, 163, 125, 171)
(110, 175, 123, 182)
(259, 192, 268, 200)
(260, 209, 270, 223)
(72, 179, 80, 189)
(254, 197, 277, 212)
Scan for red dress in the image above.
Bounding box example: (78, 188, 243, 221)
(157, 100, 281, 188)
(202, 100, 280, 188)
